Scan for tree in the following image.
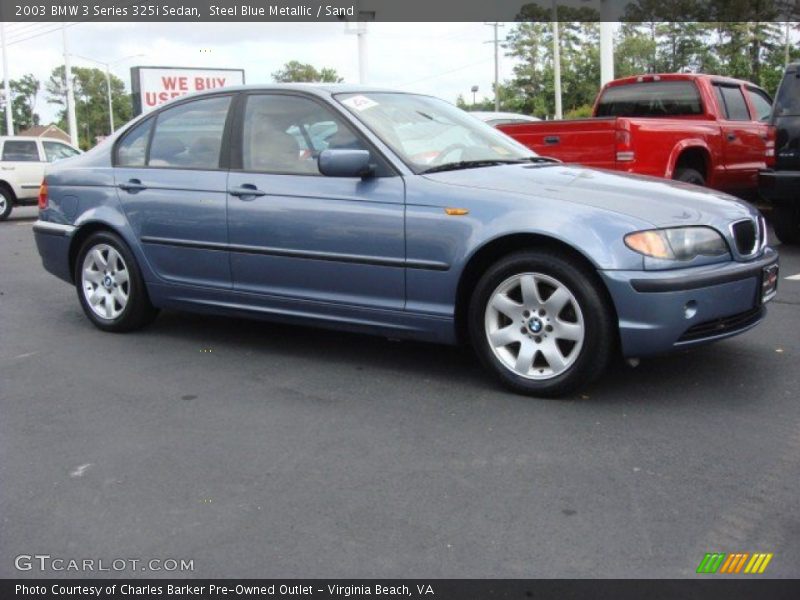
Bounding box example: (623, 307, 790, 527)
(504, 4, 600, 118)
(271, 61, 343, 83)
(0, 74, 41, 135)
(46, 65, 131, 149)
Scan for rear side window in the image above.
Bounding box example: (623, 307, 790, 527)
(117, 119, 153, 167)
(716, 85, 751, 121)
(595, 81, 703, 117)
(149, 96, 231, 169)
(2, 140, 39, 161)
(775, 70, 800, 116)
(42, 141, 80, 162)
(745, 88, 772, 122)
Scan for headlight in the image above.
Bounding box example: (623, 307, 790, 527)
(624, 227, 729, 260)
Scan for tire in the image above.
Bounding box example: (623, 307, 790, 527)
(74, 231, 158, 332)
(674, 167, 706, 187)
(468, 250, 615, 398)
(772, 203, 800, 245)
(0, 188, 13, 221)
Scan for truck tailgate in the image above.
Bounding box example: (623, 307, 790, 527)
(498, 118, 618, 169)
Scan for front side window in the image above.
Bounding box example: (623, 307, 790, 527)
(242, 94, 368, 175)
(2, 140, 39, 162)
(148, 95, 231, 169)
(42, 141, 80, 162)
(596, 81, 703, 117)
(335, 92, 536, 172)
(745, 88, 773, 122)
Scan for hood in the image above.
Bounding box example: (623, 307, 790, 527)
(422, 163, 757, 228)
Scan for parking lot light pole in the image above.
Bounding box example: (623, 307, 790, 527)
(1, 22, 13, 136)
(70, 53, 144, 134)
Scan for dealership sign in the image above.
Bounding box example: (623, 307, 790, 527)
(130, 66, 245, 115)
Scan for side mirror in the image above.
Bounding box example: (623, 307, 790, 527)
(318, 149, 374, 178)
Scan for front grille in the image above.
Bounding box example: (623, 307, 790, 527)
(731, 219, 757, 256)
(677, 306, 764, 343)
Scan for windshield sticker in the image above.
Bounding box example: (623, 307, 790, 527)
(342, 95, 379, 111)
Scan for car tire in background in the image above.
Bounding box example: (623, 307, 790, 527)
(74, 231, 159, 332)
(468, 249, 615, 398)
(674, 168, 706, 187)
(772, 203, 800, 245)
(0, 188, 13, 221)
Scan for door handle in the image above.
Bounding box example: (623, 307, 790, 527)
(118, 179, 147, 192)
(228, 184, 266, 198)
(544, 135, 560, 145)
(1, 166, 15, 170)
(726, 133, 737, 142)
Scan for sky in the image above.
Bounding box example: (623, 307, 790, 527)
(1, 21, 515, 125)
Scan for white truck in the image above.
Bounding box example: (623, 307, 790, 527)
(0, 136, 81, 221)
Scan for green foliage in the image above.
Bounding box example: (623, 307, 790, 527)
(503, 9, 797, 118)
(0, 73, 41, 135)
(564, 105, 594, 119)
(271, 61, 343, 83)
(46, 65, 131, 149)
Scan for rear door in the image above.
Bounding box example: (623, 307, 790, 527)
(713, 83, 768, 193)
(1, 139, 45, 200)
(114, 94, 234, 289)
(226, 92, 406, 310)
(772, 70, 800, 171)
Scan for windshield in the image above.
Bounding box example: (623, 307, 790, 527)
(334, 92, 537, 173)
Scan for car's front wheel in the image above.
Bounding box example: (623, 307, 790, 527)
(468, 250, 614, 397)
(75, 231, 158, 332)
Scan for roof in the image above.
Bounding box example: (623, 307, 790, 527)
(606, 73, 764, 89)
(18, 124, 71, 142)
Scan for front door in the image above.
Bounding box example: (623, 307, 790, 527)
(226, 92, 406, 310)
(1, 139, 44, 200)
(114, 94, 233, 289)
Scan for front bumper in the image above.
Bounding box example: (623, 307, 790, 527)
(33, 220, 75, 283)
(600, 247, 778, 358)
(759, 169, 800, 204)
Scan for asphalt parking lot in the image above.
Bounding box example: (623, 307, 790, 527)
(1, 205, 799, 579)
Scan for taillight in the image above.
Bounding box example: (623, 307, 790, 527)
(615, 129, 634, 162)
(765, 126, 776, 168)
(38, 181, 48, 210)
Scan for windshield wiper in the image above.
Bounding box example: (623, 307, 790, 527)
(421, 159, 524, 174)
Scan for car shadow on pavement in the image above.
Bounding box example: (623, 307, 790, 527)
(133, 309, 775, 406)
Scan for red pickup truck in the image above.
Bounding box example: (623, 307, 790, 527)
(498, 73, 775, 198)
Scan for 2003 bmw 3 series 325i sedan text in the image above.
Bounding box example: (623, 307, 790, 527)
(33, 85, 779, 397)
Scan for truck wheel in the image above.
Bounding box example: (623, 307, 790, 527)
(674, 168, 705, 187)
(772, 204, 800, 245)
(0, 188, 13, 221)
(468, 250, 614, 398)
(74, 231, 159, 332)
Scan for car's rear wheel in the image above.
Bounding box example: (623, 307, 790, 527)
(75, 231, 158, 332)
(468, 250, 614, 397)
(772, 203, 800, 245)
(0, 188, 13, 221)
(674, 167, 706, 187)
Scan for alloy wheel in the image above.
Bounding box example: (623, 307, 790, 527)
(484, 272, 585, 380)
(81, 243, 130, 320)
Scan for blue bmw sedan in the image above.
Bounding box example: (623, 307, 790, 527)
(33, 85, 779, 396)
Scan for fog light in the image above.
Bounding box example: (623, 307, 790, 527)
(683, 300, 697, 319)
